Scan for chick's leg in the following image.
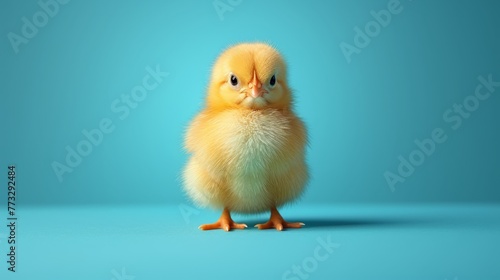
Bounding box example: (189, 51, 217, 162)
(199, 208, 247, 232)
(256, 207, 304, 231)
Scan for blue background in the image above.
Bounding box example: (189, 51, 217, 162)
(1, 0, 499, 205)
(0, 0, 499, 279)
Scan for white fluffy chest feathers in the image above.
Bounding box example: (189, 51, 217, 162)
(218, 109, 291, 173)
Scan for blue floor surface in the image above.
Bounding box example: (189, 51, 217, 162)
(0, 204, 499, 279)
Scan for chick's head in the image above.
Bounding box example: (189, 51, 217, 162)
(207, 43, 291, 110)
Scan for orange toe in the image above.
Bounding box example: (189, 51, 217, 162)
(255, 220, 304, 231)
(256, 207, 304, 231)
(199, 221, 247, 231)
(198, 208, 247, 232)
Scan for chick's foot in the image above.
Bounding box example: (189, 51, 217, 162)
(199, 208, 247, 232)
(255, 207, 304, 231)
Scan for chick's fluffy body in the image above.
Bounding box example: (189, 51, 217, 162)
(183, 43, 308, 214)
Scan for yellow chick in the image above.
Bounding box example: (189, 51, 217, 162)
(183, 43, 308, 231)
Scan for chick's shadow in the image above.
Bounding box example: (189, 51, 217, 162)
(299, 218, 422, 228)
(242, 217, 430, 229)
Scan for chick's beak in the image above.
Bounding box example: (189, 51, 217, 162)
(249, 71, 264, 98)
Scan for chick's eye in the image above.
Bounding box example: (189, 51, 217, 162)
(270, 75, 276, 87)
(229, 74, 239, 87)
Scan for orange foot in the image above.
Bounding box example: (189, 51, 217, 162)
(199, 208, 247, 232)
(255, 207, 304, 231)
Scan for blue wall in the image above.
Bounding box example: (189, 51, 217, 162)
(1, 0, 499, 206)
